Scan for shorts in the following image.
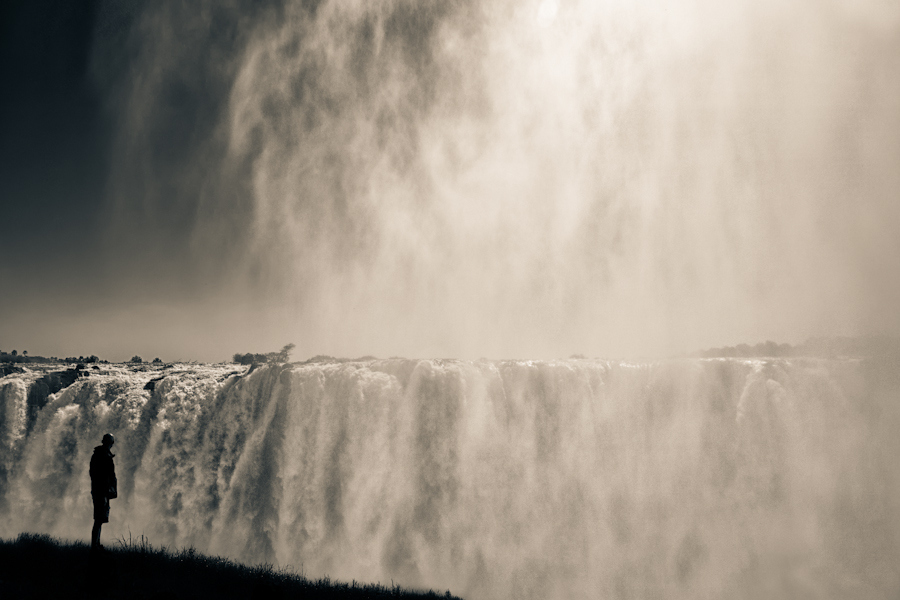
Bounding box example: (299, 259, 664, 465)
(92, 494, 110, 523)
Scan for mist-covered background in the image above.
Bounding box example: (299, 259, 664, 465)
(2, 0, 899, 362)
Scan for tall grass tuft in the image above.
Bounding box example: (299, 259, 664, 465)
(0, 533, 463, 599)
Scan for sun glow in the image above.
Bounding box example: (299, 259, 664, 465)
(536, 0, 559, 28)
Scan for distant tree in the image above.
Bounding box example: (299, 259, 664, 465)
(11, 350, 16, 356)
(232, 344, 295, 365)
(23, 350, 27, 356)
(236, 352, 266, 365)
(152, 357, 162, 363)
(87, 355, 99, 363)
(271, 343, 295, 363)
(131, 356, 143, 363)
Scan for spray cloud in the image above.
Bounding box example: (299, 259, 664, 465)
(98, 0, 900, 360)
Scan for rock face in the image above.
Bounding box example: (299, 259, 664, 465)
(23, 368, 87, 434)
(0, 364, 24, 377)
(143, 376, 165, 391)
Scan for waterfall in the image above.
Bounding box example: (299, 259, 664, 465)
(1, 358, 898, 599)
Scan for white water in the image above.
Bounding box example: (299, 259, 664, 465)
(1, 358, 899, 599)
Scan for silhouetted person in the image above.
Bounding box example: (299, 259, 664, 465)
(90, 433, 117, 551)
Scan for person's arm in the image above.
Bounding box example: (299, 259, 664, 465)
(89, 454, 98, 492)
(109, 457, 118, 498)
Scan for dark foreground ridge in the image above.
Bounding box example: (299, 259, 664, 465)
(0, 533, 463, 600)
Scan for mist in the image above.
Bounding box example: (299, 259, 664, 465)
(16, 0, 897, 362)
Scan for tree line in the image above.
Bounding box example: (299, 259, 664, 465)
(232, 343, 296, 365)
(0, 352, 165, 365)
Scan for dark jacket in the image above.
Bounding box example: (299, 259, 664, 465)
(90, 445, 117, 498)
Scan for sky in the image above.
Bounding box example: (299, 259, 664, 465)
(1, 0, 899, 363)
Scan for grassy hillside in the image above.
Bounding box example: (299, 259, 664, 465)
(0, 533, 462, 600)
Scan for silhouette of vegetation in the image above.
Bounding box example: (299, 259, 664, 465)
(234, 352, 263, 365)
(60, 355, 100, 363)
(0, 350, 29, 364)
(275, 343, 296, 362)
(130, 356, 143, 364)
(152, 357, 163, 363)
(697, 336, 900, 358)
(0, 533, 462, 600)
(232, 343, 296, 365)
(0, 351, 76, 364)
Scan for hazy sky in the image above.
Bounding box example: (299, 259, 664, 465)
(1, 0, 899, 362)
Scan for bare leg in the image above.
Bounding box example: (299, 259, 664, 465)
(91, 520, 102, 549)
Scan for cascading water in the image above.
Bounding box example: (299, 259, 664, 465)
(1, 358, 898, 599)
